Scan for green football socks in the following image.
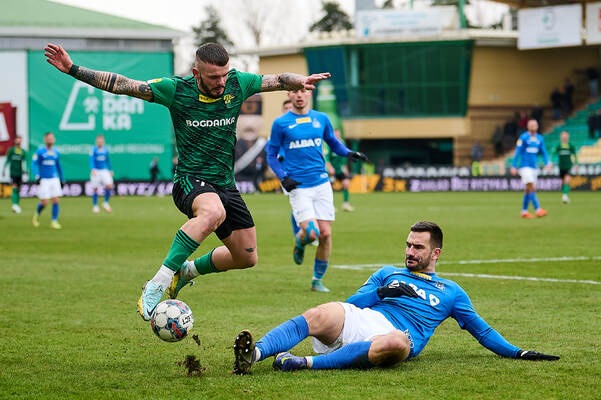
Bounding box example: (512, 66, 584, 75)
(343, 189, 349, 202)
(11, 187, 19, 205)
(562, 184, 570, 195)
(193, 248, 223, 275)
(163, 230, 199, 272)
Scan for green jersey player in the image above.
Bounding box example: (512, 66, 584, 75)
(554, 131, 577, 204)
(3, 136, 27, 214)
(45, 42, 331, 321)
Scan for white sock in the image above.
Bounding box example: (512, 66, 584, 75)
(151, 265, 175, 287)
(184, 260, 200, 280)
(306, 356, 313, 368)
(253, 347, 261, 363)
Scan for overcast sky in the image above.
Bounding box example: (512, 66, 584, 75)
(50, 0, 507, 73)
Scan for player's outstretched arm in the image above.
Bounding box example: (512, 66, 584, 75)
(44, 43, 153, 101)
(260, 72, 331, 92)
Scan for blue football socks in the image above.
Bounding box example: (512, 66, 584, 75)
(255, 315, 309, 361)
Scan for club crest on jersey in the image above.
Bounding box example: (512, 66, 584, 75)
(288, 138, 322, 149)
(434, 281, 445, 291)
(223, 94, 235, 104)
(312, 119, 321, 128)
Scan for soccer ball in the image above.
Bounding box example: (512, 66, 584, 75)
(150, 299, 194, 342)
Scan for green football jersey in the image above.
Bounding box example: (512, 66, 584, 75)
(4, 146, 26, 177)
(555, 143, 576, 170)
(149, 69, 262, 188)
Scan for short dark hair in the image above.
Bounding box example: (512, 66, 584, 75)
(410, 221, 443, 249)
(44, 131, 53, 137)
(282, 99, 292, 106)
(195, 43, 229, 66)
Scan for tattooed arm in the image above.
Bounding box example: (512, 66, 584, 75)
(260, 72, 331, 92)
(44, 43, 153, 101)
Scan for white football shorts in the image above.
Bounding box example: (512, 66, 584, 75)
(288, 181, 335, 224)
(519, 167, 537, 185)
(90, 169, 114, 189)
(38, 177, 62, 199)
(312, 302, 397, 354)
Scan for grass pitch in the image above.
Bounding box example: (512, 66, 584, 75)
(1, 191, 600, 399)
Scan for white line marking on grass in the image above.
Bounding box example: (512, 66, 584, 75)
(332, 256, 601, 285)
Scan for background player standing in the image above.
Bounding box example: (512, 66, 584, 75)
(233, 221, 559, 374)
(32, 132, 64, 229)
(3, 136, 26, 214)
(45, 42, 331, 320)
(325, 129, 354, 212)
(554, 131, 577, 204)
(266, 88, 368, 292)
(90, 134, 113, 213)
(510, 119, 551, 218)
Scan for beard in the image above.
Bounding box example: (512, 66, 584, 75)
(198, 76, 225, 99)
(405, 254, 431, 271)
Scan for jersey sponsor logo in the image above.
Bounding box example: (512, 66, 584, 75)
(393, 279, 441, 307)
(197, 93, 221, 103)
(295, 117, 312, 124)
(223, 94, 235, 104)
(42, 160, 56, 166)
(526, 147, 539, 153)
(288, 138, 322, 149)
(185, 117, 235, 128)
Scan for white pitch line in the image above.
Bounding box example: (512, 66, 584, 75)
(332, 255, 601, 285)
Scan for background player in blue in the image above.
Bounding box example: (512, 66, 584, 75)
(32, 132, 64, 229)
(232, 221, 559, 374)
(510, 119, 552, 218)
(90, 134, 114, 213)
(266, 88, 368, 292)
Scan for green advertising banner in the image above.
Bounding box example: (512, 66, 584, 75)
(28, 51, 174, 181)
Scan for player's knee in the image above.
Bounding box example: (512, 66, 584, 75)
(302, 302, 336, 330)
(194, 205, 225, 231)
(304, 220, 320, 242)
(239, 251, 258, 269)
(318, 227, 331, 243)
(371, 331, 410, 366)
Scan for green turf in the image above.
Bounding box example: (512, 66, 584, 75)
(1, 192, 600, 399)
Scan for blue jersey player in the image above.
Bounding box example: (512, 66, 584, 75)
(266, 89, 368, 292)
(32, 132, 64, 229)
(90, 134, 114, 213)
(510, 119, 552, 218)
(233, 221, 559, 374)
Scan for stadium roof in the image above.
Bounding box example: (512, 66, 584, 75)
(0, 0, 185, 40)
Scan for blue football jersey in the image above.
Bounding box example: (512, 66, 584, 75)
(90, 146, 111, 170)
(32, 147, 63, 180)
(269, 110, 339, 188)
(512, 132, 549, 169)
(346, 266, 520, 359)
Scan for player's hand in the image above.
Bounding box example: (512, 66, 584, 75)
(44, 43, 74, 73)
(91, 170, 97, 176)
(545, 163, 552, 172)
(510, 167, 518, 176)
(281, 176, 301, 192)
(110, 170, 114, 177)
(517, 350, 559, 361)
(302, 73, 331, 90)
(349, 151, 369, 163)
(377, 282, 419, 299)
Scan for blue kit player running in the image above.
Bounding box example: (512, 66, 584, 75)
(266, 88, 368, 292)
(90, 134, 114, 213)
(233, 221, 559, 374)
(510, 119, 552, 218)
(32, 132, 64, 229)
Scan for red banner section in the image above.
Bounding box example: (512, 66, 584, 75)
(0, 102, 16, 156)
